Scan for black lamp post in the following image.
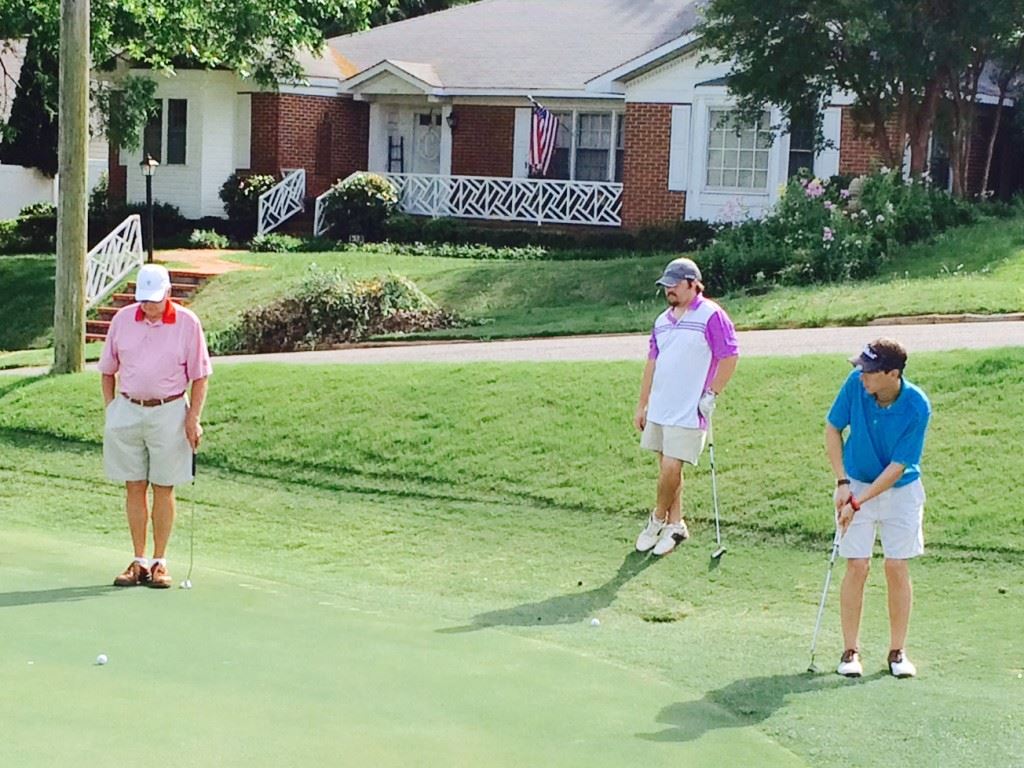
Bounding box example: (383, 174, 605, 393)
(140, 154, 159, 263)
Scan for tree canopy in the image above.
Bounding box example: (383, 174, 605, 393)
(698, 0, 1024, 189)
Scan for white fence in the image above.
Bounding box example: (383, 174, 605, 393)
(86, 214, 144, 309)
(257, 168, 306, 235)
(313, 172, 623, 236)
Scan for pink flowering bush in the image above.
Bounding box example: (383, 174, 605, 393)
(701, 170, 976, 292)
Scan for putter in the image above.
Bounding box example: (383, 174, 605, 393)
(708, 420, 726, 560)
(807, 526, 843, 673)
(179, 452, 196, 589)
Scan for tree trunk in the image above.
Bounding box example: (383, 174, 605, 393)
(53, 0, 90, 374)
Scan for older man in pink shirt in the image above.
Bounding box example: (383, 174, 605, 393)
(98, 263, 212, 588)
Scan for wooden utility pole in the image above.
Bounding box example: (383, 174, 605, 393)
(53, 0, 90, 374)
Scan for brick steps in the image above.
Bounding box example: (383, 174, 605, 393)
(86, 268, 216, 343)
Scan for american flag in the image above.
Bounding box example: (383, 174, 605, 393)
(528, 105, 560, 176)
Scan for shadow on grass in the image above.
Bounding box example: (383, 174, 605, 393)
(0, 584, 116, 608)
(438, 550, 659, 633)
(638, 670, 888, 742)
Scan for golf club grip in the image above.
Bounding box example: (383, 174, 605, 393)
(191, 452, 197, 478)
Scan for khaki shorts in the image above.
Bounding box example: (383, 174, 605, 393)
(103, 396, 193, 487)
(640, 421, 707, 465)
(839, 479, 926, 560)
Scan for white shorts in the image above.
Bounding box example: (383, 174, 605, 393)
(640, 421, 706, 465)
(103, 395, 194, 487)
(839, 478, 926, 560)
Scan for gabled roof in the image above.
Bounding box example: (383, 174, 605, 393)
(322, 0, 704, 94)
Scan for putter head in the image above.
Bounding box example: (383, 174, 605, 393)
(179, 579, 193, 590)
(807, 663, 820, 674)
(711, 546, 727, 560)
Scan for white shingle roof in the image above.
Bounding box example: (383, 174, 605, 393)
(324, 0, 704, 92)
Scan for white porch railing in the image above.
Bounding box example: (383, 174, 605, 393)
(313, 172, 623, 236)
(86, 214, 144, 309)
(257, 168, 306, 235)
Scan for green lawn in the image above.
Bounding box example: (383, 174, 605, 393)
(0, 350, 1021, 766)
(3, 212, 1022, 362)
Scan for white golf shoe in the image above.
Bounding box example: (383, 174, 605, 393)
(636, 512, 666, 552)
(888, 649, 917, 678)
(652, 521, 689, 556)
(837, 649, 863, 677)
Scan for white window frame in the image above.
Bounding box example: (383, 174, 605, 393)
(704, 108, 771, 192)
(142, 97, 189, 167)
(544, 109, 624, 182)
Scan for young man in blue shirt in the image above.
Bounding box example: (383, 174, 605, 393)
(825, 338, 931, 679)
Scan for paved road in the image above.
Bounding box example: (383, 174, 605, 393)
(211, 320, 1024, 365)
(4, 321, 1022, 376)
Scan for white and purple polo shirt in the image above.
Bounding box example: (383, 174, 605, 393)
(647, 295, 739, 429)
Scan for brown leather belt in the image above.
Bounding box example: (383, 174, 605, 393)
(122, 392, 185, 407)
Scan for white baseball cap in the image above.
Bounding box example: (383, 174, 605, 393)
(135, 264, 171, 302)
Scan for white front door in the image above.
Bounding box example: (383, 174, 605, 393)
(411, 111, 442, 174)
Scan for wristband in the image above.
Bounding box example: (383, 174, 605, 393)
(836, 478, 850, 486)
(848, 494, 861, 512)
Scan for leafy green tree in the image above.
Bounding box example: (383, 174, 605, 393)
(0, 34, 58, 175)
(698, 0, 1024, 186)
(0, 0, 378, 150)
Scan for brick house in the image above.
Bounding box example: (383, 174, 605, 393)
(107, 0, 1019, 231)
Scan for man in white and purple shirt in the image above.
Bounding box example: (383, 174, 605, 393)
(98, 264, 212, 588)
(634, 257, 739, 556)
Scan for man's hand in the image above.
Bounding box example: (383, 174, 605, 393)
(185, 415, 204, 452)
(836, 502, 855, 533)
(634, 405, 647, 432)
(834, 484, 852, 510)
(698, 390, 717, 420)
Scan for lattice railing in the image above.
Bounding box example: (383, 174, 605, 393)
(257, 168, 306, 235)
(313, 172, 622, 236)
(86, 214, 144, 309)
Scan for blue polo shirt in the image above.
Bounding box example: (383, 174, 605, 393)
(826, 370, 931, 486)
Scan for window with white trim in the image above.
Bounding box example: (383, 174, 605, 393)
(706, 110, 770, 189)
(142, 98, 188, 165)
(533, 110, 624, 182)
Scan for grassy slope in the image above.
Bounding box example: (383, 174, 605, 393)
(0, 351, 1021, 767)
(2, 212, 1021, 358)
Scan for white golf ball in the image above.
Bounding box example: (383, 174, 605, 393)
(96, 654, 108, 666)
(590, 618, 601, 627)
(1018, 673, 1022, 679)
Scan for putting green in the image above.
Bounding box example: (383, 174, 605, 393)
(0, 530, 807, 767)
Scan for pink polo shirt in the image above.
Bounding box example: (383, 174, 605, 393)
(97, 301, 213, 400)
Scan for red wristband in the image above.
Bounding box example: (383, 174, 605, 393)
(848, 494, 861, 512)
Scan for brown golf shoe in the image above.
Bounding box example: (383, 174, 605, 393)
(148, 562, 173, 589)
(113, 561, 150, 587)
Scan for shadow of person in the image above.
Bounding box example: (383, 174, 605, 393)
(0, 585, 116, 609)
(439, 550, 659, 633)
(638, 670, 887, 742)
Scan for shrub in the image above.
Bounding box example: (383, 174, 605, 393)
(213, 266, 460, 353)
(189, 229, 230, 249)
(249, 233, 303, 253)
(14, 202, 57, 252)
(320, 173, 399, 241)
(701, 170, 981, 292)
(0, 218, 23, 254)
(89, 172, 109, 217)
(219, 173, 277, 237)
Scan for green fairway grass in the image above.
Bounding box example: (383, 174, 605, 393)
(1, 350, 1022, 766)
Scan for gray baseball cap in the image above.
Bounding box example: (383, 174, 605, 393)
(655, 258, 702, 287)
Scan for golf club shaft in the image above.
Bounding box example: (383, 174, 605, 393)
(709, 420, 721, 548)
(186, 453, 196, 582)
(808, 527, 842, 665)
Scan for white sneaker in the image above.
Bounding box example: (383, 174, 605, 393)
(652, 521, 689, 556)
(837, 649, 863, 677)
(636, 512, 666, 552)
(888, 649, 917, 678)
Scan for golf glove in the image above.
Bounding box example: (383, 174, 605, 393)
(698, 390, 717, 419)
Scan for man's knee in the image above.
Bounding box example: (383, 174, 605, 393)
(884, 558, 910, 580)
(845, 558, 871, 581)
(659, 455, 683, 475)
